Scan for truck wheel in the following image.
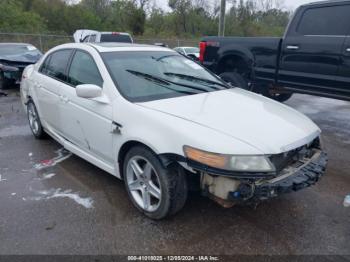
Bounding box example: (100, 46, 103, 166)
(254, 83, 293, 102)
(220, 72, 249, 90)
(123, 146, 188, 220)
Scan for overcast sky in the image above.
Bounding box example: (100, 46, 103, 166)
(154, 0, 317, 11)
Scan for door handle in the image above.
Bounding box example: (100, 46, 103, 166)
(60, 95, 69, 103)
(34, 82, 42, 88)
(286, 45, 299, 50)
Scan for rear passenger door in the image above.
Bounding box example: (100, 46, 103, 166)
(279, 4, 350, 95)
(35, 49, 73, 135)
(59, 50, 115, 165)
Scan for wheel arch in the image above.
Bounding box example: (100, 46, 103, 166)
(216, 46, 254, 78)
(117, 140, 184, 179)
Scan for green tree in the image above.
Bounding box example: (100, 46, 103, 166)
(0, 0, 45, 33)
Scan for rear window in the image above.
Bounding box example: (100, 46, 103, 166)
(297, 5, 350, 36)
(100, 34, 132, 43)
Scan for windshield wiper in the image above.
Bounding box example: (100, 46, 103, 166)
(163, 72, 229, 88)
(127, 70, 171, 86)
(126, 69, 211, 93)
(126, 70, 197, 95)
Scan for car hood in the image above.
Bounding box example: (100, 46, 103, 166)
(138, 89, 320, 154)
(0, 54, 41, 64)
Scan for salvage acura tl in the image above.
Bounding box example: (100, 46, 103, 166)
(20, 43, 327, 219)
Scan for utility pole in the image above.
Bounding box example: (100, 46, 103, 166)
(218, 0, 226, 36)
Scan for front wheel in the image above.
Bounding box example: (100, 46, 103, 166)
(123, 146, 188, 219)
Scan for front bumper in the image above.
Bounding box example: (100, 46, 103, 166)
(230, 151, 327, 202)
(199, 149, 328, 206)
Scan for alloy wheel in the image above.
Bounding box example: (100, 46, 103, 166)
(28, 103, 40, 135)
(126, 156, 162, 212)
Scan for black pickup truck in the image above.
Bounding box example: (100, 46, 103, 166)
(200, 0, 350, 102)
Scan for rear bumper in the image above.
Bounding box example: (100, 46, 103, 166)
(229, 151, 328, 202)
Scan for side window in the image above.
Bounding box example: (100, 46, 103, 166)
(297, 5, 350, 36)
(45, 50, 72, 82)
(68, 51, 103, 87)
(39, 55, 51, 74)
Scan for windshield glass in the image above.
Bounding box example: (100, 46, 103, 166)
(0, 45, 42, 59)
(184, 47, 199, 53)
(102, 51, 228, 102)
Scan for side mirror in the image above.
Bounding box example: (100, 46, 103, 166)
(76, 84, 102, 99)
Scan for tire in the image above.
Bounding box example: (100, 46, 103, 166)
(123, 146, 188, 220)
(27, 100, 45, 139)
(220, 72, 249, 90)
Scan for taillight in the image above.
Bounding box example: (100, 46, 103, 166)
(199, 41, 207, 63)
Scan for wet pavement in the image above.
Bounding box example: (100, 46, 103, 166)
(0, 90, 349, 255)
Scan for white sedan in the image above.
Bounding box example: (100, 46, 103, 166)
(20, 43, 327, 219)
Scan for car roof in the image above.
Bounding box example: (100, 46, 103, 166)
(301, 0, 350, 7)
(52, 42, 175, 53)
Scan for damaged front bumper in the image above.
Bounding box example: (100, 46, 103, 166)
(195, 148, 327, 207)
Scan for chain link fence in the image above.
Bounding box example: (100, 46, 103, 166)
(0, 33, 200, 52)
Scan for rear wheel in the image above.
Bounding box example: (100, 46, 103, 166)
(219, 72, 249, 90)
(123, 146, 188, 219)
(27, 100, 45, 139)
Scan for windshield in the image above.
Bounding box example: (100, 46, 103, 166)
(0, 45, 42, 60)
(102, 51, 229, 102)
(100, 34, 132, 43)
(184, 47, 199, 53)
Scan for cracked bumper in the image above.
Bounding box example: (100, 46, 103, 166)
(230, 151, 328, 201)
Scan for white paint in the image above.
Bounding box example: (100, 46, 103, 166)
(34, 188, 93, 208)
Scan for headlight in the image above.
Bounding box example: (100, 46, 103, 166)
(183, 146, 275, 172)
